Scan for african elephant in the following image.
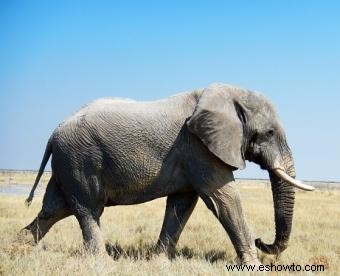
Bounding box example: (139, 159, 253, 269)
(22, 83, 314, 264)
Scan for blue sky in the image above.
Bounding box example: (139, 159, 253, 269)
(1, 1, 339, 181)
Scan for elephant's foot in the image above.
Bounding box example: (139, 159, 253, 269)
(20, 216, 49, 244)
(15, 228, 37, 246)
(18, 209, 68, 246)
(83, 238, 107, 256)
(237, 248, 261, 265)
(78, 215, 107, 256)
(155, 240, 176, 259)
(154, 251, 172, 267)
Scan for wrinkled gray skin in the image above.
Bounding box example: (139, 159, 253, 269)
(22, 83, 296, 264)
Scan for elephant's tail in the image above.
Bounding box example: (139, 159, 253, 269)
(25, 139, 52, 207)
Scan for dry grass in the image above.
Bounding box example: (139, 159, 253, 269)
(0, 173, 339, 275)
(0, 170, 51, 186)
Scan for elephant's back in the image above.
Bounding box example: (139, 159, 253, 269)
(53, 92, 198, 147)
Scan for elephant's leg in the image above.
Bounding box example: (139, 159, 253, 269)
(156, 192, 198, 257)
(20, 175, 71, 244)
(75, 212, 106, 254)
(22, 207, 71, 244)
(65, 174, 106, 255)
(199, 182, 259, 264)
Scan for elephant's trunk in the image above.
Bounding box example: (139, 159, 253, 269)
(255, 164, 296, 255)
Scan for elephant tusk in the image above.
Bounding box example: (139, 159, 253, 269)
(273, 169, 315, 191)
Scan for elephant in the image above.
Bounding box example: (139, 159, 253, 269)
(21, 83, 314, 264)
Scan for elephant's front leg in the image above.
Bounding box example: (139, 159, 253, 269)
(156, 192, 198, 257)
(200, 182, 259, 264)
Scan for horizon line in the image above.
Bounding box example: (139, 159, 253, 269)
(0, 168, 338, 184)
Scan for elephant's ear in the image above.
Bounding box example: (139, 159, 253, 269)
(187, 84, 246, 169)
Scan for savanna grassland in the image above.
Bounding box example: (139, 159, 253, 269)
(0, 171, 339, 275)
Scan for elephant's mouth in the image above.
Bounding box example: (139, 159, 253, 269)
(263, 154, 315, 191)
(271, 168, 315, 191)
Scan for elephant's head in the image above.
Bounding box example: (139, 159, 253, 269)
(187, 83, 314, 255)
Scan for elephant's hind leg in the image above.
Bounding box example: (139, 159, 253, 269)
(20, 175, 71, 244)
(75, 213, 105, 254)
(65, 174, 106, 255)
(156, 191, 198, 257)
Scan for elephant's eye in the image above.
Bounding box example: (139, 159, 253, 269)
(266, 129, 275, 138)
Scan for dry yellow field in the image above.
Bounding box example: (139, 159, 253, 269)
(0, 170, 51, 186)
(0, 173, 339, 275)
